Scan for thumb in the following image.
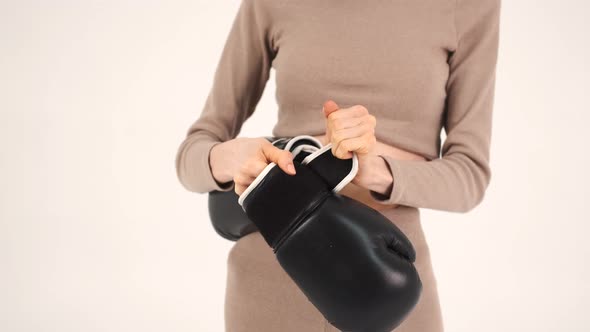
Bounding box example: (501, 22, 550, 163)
(322, 100, 340, 118)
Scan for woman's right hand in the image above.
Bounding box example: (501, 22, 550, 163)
(209, 137, 296, 195)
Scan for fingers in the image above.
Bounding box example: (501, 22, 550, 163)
(322, 100, 339, 139)
(331, 123, 374, 155)
(327, 104, 370, 121)
(322, 100, 340, 118)
(326, 115, 361, 132)
(342, 114, 376, 135)
(234, 158, 268, 195)
(260, 143, 296, 175)
(332, 133, 377, 159)
(234, 143, 296, 196)
(324, 104, 370, 137)
(322, 103, 377, 159)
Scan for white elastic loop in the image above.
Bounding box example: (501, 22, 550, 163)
(291, 144, 320, 158)
(284, 135, 323, 151)
(238, 138, 350, 207)
(302, 143, 358, 193)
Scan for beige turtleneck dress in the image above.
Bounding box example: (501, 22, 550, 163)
(175, 0, 501, 330)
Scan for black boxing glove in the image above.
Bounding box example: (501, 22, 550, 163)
(238, 140, 422, 331)
(208, 136, 323, 241)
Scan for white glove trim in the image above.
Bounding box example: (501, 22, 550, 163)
(237, 142, 321, 207)
(238, 162, 277, 207)
(283, 135, 323, 151)
(238, 138, 354, 207)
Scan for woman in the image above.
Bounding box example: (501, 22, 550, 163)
(176, 0, 501, 330)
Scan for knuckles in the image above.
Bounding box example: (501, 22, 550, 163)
(352, 104, 369, 115)
(240, 160, 256, 174)
(233, 173, 247, 185)
(331, 132, 344, 144)
(323, 103, 378, 155)
(331, 118, 344, 129)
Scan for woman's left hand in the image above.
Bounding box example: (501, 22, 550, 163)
(322, 100, 392, 194)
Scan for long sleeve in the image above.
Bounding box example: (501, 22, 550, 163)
(175, 0, 276, 193)
(370, 0, 501, 212)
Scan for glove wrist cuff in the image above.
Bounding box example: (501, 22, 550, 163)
(241, 163, 329, 249)
(238, 139, 359, 250)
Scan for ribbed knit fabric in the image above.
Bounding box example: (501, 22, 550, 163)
(175, 0, 501, 213)
(176, 2, 500, 330)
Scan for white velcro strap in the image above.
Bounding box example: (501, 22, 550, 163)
(291, 144, 320, 159)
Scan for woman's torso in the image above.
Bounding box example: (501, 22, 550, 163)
(267, 0, 457, 162)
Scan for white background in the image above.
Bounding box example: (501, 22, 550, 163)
(1, 1, 589, 331)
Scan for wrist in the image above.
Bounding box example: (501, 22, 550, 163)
(209, 141, 235, 184)
(361, 155, 393, 196)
